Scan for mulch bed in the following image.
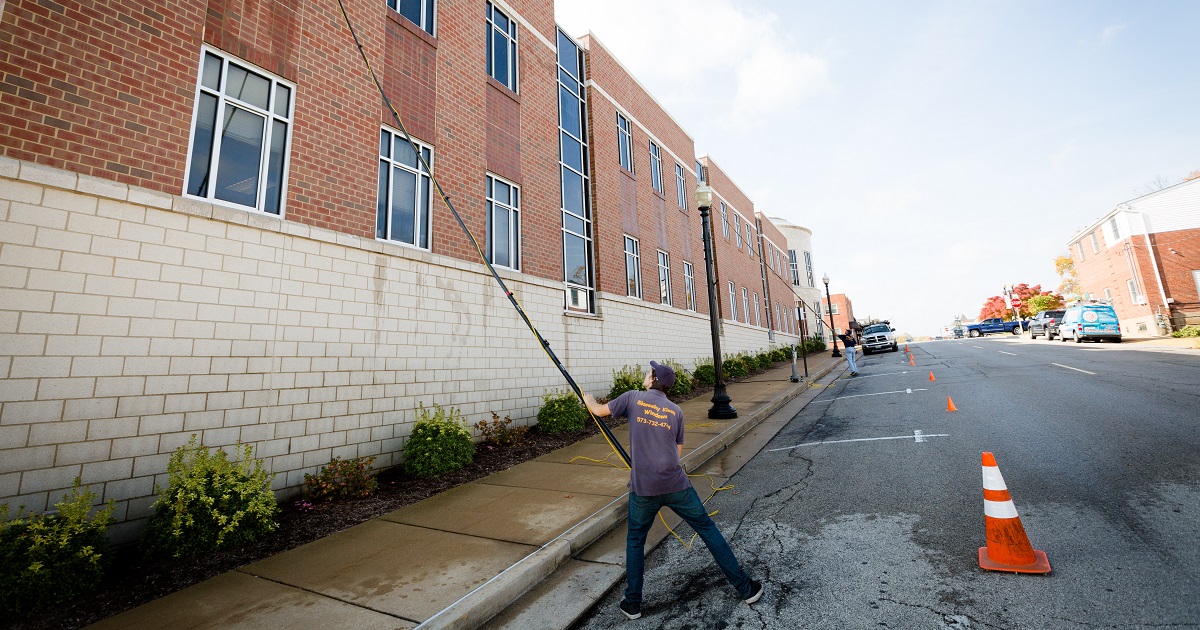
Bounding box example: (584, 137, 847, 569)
(5, 377, 771, 630)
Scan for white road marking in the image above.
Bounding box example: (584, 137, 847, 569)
(836, 388, 927, 400)
(768, 430, 949, 452)
(1051, 362, 1096, 375)
(999, 351, 1017, 356)
(851, 371, 911, 379)
(972, 345, 983, 349)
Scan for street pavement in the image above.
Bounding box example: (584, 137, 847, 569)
(89, 350, 846, 630)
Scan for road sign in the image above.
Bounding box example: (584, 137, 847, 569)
(1012, 298, 1022, 307)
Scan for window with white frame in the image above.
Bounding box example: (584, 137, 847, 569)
(1090, 231, 1100, 253)
(387, 0, 435, 34)
(675, 163, 687, 209)
(695, 159, 704, 180)
(788, 250, 801, 285)
(649, 141, 664, 194)
(617, 113, 633, 171)
(657, 250, 671, 305)
(1128, 279, 1145, 304)
(486, 174, 520, 270)
(486, 2, 517, 91)
(624, 236, 641, 298)
(830, 303, 839, 315)
(728, 281, 737, 321)
(186, 49, 293, 215)
(734, 215, 742, 249)
(1103, 288, 1112, 301)
(684, 262, 696, 311)
(753, 292, 761, 326)
(1193, 270, 1200, 297)
(747, 224, 756, 256)
(1077, 241, 1085, 260)
(720, 202, 729, 238)
(804, 251, 815, 287)
(558, 30, 594, 312)
(741, 287, 749, 323)
(1110, 217, 1120, 240)
(377, 128, 433, 248)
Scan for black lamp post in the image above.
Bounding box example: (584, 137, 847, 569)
(823, 273, 841, 358)
(696, 183, 737, 419)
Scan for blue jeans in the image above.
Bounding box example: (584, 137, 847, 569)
(845, 345, 858, 372)
(624, 487, 754, 604)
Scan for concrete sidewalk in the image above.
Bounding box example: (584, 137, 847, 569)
(90, 351, 847, 630)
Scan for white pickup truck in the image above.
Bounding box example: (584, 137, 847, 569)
(860, 321, 898, 354)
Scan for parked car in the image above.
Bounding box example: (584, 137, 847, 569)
(965, 317, 1029, 337)
(1028, 309, 1066, 340)
(1058, 303, 1121, 343)
(860, 322, 899, 354)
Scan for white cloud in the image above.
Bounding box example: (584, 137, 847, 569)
(555, 0, 829, 125)
(1100, 22, 1128, 45)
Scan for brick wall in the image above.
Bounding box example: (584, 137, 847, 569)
(1071, 225, 1158, 335)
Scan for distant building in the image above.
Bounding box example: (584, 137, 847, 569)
(1066, 177, 1200, 336)
(770, 217, 827, 340)
(829, 293, 856, 338)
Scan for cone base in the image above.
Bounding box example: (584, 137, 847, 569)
(978, 547, 1051, 574)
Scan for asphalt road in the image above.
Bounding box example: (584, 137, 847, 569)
(573, 337, 1200, 629)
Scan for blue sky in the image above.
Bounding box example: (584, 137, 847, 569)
(555, 0, 1200, 336)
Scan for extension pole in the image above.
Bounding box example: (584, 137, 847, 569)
(335, 0, 630, 467)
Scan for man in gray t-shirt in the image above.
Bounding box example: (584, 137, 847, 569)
(584, 361, 763, 620)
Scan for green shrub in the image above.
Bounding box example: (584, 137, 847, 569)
(607, 364, 645, 399)
(537, 390, 588, 433)
(0, 478, 114, 619)
(1172, 325, 1200, 338)
(803, 335, 827, 353)
(693, 359, 715, 386)
(753, 351, 772, 370)
(403, 404, 474, 477)
(476, 412, 529, 447)
(772, 346, 790, 362)
(662, 359, 693, 397)
(304, 456, 378, 503)
(723, 354, 749, 380)
(142, 436, 278, 559)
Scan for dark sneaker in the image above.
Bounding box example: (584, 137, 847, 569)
(619, 600, 642, 619)
(744, 579, 764, 604)
(850, 371, 859, 377)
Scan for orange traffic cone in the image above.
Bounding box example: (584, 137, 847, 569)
(947, 397, 957, 412)
(978, 452, 1051, 574)
(904, 344, 909, 353)
(909, 355, 915, 366)
(929, 371, 936, 382)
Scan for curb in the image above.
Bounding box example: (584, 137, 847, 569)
(417, 359, 843, 629)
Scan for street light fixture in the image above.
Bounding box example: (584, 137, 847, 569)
(696, 183, 737, 419)
(823, 273, 841, 358)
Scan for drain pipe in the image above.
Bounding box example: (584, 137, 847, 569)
(1131, 207, 1172, 333)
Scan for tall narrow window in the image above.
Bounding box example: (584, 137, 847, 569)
(559, 30, 594, 312)
(486, 174, 520, 270)
(377, 128, 433, 248)
(625, 236, 642, 298)
(695, 159, 704, 181)
(186, 49, 293, 215)
(657, 250, 671, 305)
(1077, 241, 1086, 260)
(747, 224, 756, 256)
(649, 141, 664, 193)
(684, 262, 696, 311)
(728, 281, 737, 322)
(720, 202, 729, 238)
(734, 215, 742, 249)
(1090, 231, 1100, 253)
(788, 250, 801, 285)
(803, 251, 815, 287)
(742, 288, 750, 323)
(753, 293, 761, 326)
(1128, 279, 1144, 304)
(387, 0, 435, 35)
(617, 113, 633, 171)
(1110, 217, 1121, 240)
(487, 2, 518, 91)
(675, 163, 687, 209)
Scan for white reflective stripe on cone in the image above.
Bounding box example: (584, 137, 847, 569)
(982, 466, 1007, 491)
(984, 499, 1019, 519)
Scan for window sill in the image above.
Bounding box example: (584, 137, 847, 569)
(487, 76, 520, 103)
(386, 10, 438, 48)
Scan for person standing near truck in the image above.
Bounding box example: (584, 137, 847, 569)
(837, 330, 859, 376)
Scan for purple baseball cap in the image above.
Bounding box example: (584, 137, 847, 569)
(649, 361, 676, 388)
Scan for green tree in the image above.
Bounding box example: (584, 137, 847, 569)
(1055, 255, 1080, 300)
(1024, 293, 1064, 314)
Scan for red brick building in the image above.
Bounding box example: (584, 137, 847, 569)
(828, 293, 856, 337)
(1067, 177, 1200, 336)
(0, 0, 806, 529)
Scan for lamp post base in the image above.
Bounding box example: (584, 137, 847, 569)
(708, 389, 738, 419)
(832, 350, 842, 357)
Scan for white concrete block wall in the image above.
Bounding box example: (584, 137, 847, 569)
(0, 159, 798, 540)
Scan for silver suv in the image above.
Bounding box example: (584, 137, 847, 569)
(861, 322, 898, 354)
